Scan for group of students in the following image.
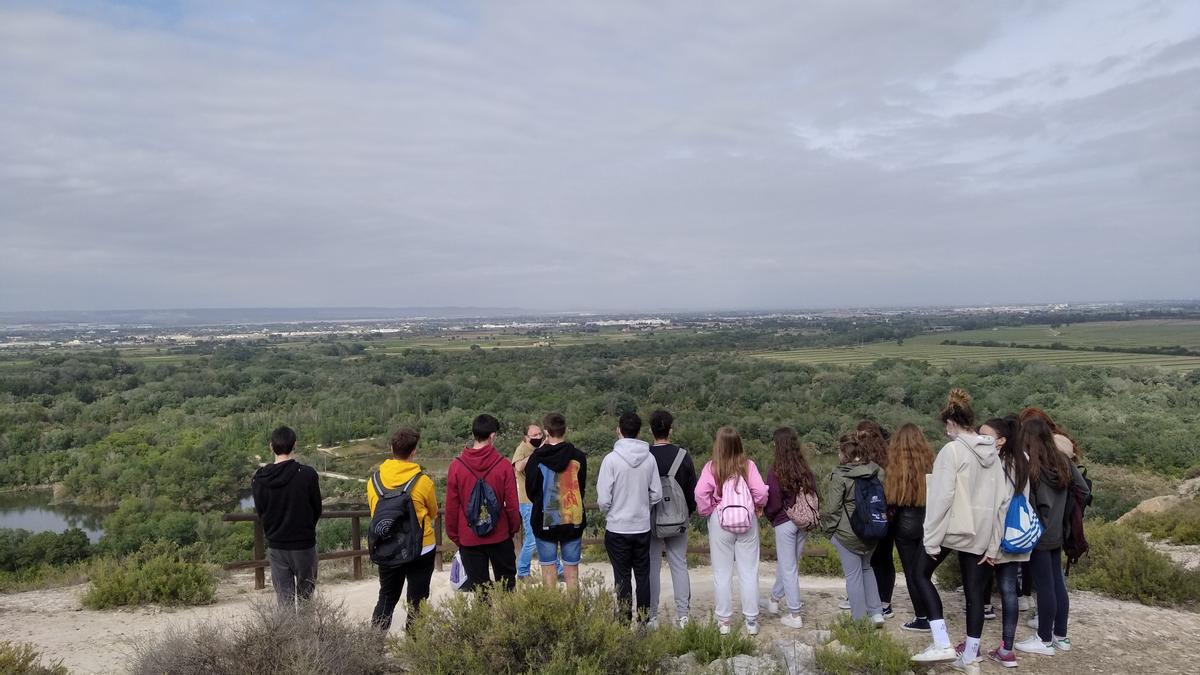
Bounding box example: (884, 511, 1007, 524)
(251, 392, 1090, 674)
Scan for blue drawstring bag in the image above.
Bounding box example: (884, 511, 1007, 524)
(1001, 493, 1043, 554)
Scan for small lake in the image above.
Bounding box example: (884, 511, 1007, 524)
(0, 491, 108, 542)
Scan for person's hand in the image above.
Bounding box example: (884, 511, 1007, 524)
(926, 546, 941, 557)
(755, 506, 764, 518)
(980, 555, 997, 566)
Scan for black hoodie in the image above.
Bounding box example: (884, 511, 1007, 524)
(251, 459, 323, 550)
(525, 441, 588, 542)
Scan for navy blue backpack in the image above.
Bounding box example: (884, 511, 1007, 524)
(848, 475, 889, 541)
(457, 458, 504, 537)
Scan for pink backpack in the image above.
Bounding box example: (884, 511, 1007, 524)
(718, 474, 754, 534)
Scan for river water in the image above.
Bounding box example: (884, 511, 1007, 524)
(0, 491, 107, 542)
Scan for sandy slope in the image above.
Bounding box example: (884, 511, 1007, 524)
(2, 562, 1198, 674)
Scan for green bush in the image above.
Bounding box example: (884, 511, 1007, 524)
(1072, 520, 1200, 606)
(0, 527, 92, 572)
(0, 641, 69, 675)
(1124, 499, 1200, 545)
(798, 534, 843, 576)
(129, 597, 389, 675)
(83, 543, 215, 609)
(814, 615, 912, 675)
(396, 576, 756, 674)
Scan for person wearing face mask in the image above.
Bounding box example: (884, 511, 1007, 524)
(512, 423, 564, 581)
(911, 389, 1009, 675)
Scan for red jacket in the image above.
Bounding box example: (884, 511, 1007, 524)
(445, 443, 522, 547)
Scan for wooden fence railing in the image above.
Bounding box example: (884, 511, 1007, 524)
(224, 504, 826, 589)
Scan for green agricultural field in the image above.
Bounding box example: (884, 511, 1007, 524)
(921, 320, 1200, 351)
(750, 341, 1200, 371)
(365, 329, 639, 354)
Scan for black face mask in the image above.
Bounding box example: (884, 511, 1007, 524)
(529, 437, 544, 448)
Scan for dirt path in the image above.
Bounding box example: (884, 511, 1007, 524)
(2, 563, 1198, 674)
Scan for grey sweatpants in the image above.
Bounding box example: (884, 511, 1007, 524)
(708, 512, 760, 622)
(831, 536, 881, 620)
(268, 546, 318, 606)
(771, 521, 808, 613)
(648, 531, 690, 620)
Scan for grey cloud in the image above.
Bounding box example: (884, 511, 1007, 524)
(0, 0, 1197, 312)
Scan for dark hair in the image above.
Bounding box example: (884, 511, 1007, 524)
(270, 426, 297, 455)
(939, 388, 975, 428)
(837, 431, 871, 465)
(856, 419, 890, 442)
(618, 411, 642, 439)
(390, 427, 420, 459)
(771, 427, 816, 497)
(649, 409, 673, 440)
(543, 412, 567, 438)
(471, 414, 500, 442)
(1022, 417, 1071, 489)
(982, 416, 1026, 493)
(856, 420, 889, 468)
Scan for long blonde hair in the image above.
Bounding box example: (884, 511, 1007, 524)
(883, 423, 934, 507)
(712, 426, 749, 490)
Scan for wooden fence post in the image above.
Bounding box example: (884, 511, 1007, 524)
(351, 515, 363, 581)
(434, 511, 444, 572)
(253, 521, 266, 590)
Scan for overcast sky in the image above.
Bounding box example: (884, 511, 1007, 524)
(1, 1, 1197, 312)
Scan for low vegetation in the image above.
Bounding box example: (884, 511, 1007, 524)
(83, 543, 215, 609)
(129, 597, 388, 675)
(396, 576, 756, 674)
(0, 641, 69, 675)
(1123, 498, 1200, 545)
(814, 615, 912, 675)
(1072, 521, 1200, 606)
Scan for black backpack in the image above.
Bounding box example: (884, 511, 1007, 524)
(1063, 469, 1092, 575)
(457, 458, 504, 537)
(368, 471, 425, 567)
(848, 475, 889, 541)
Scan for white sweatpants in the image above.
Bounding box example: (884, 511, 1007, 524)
(708, 512, 760, 622)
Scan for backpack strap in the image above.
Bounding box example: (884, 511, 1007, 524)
(667, 448, 686, 480)
(373, 470, 423, 499)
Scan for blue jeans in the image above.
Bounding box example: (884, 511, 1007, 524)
(995, 562, 1020, 650)
(518, 503, 564, 577)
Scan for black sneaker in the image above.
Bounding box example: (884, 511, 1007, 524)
(983, 605, 996, 620)
(902, 618, 931, 632)
(881, 605, 894, 619)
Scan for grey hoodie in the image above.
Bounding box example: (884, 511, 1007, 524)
(923, 433, 1010, 558)
(597, 437, 663, 534)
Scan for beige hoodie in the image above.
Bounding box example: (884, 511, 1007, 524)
(923, 433, 1010, 558)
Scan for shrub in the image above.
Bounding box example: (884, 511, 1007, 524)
(129, 597, 390, 675)
(1124, 498, 1200, 545)
(798, 534, 843, 576)
(1072, 520, 1200, 606)
(83, 543, 216, 609)
(0, 641, 68, 675)
(1085, 463, 1175, 521)
(396, 576, 756, 674)
(0, 527, 92, 572)
(814, 615, 911, 675)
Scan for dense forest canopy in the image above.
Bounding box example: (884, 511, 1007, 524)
(2, 330, 1198, 513)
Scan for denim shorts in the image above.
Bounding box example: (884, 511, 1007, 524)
(534, 536, 582, 566)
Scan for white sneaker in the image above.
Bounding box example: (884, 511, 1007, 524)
(766, 596, 781, 614)
(1014, 635, 1055, 656)
(912, 644, 957, 663)
(745, 619, 760, 636)
(950, 656, 981, 674)
(1018, 596, 1031, 612)
(871, 613, 885, 628)
(838, 598, 852, 610)
(1052, 636, 1072, 652)
(677, 616, 690, 629)
(645, 617, 659, 630)
(719, 621, 731, 636)
(781, 614, 804, 629)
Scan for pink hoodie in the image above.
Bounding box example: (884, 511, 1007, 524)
(694, 459, 769, 517)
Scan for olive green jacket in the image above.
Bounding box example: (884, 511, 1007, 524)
(819, 462, 884, 556)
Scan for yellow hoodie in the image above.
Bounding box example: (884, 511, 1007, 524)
(367, 458, 438, 552)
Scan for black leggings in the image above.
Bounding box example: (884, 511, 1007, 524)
(958, 551, 994, 639)
(870, 521, 896, 605)
(893, 507, 927, 616)
(911, 549, 950, 621)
